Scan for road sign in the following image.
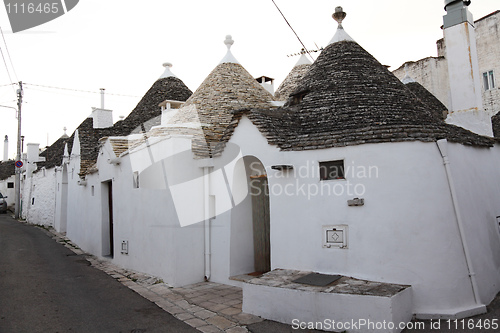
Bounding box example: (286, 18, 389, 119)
(15, 160, 23, 168)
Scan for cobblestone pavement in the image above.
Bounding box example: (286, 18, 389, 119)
(38, 225, 264, 333)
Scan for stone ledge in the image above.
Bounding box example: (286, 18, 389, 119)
(245, 269, 409, 297)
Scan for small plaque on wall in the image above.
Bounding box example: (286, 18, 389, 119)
(322, 225, 348, 249)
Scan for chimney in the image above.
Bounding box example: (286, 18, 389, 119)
(91, 88, 113, 129)
(100, 88, 105, 109)
(256, 76, 275, 95)
(3, 135, 8, 161)
(26, 143, 40, 176)
(443, 1, 491, 136)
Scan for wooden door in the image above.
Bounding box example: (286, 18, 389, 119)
(108, 181, 114, 257)
(251, 176, 270, 273)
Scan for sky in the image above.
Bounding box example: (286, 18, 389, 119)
(0, 0, 498, 159)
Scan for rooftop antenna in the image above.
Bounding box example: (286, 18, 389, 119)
(287, 47, 323, 58)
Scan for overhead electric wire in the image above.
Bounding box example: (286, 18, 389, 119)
(271, 0, 315, 61)
(0, 43, 15, 93)
(24, 83, 140, 98)
(0, 26, 18, 82)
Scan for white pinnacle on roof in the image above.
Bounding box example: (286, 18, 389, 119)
(328, 6, 354, 45)
(295, 52, 312, 66)
(159, 62, 178, 79)
(219, 35, 240, 64)
(401, 63, 416, 84)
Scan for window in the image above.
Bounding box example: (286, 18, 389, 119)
(483, 70, 495, 91)
(319, 160, 345, 180)
(290, 90, 309, 106)
(7, 182, 14, 188)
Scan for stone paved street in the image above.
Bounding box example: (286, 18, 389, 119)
(37, 222, 266, 333)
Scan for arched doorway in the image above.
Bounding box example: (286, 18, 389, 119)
(230, 156, 270, 277)
(55, 164, 68, 233)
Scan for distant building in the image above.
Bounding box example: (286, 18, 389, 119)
(393, 9, 500, 136)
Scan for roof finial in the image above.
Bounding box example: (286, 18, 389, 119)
(159, 62, 178, 79)
(61, 126, 69, 138)
(224, 35, 234, 50)
(220, 35, 239, 64)
(401, 63, 416, 84)
(328, 6, 354, 45)
(333, 6, 347, 29)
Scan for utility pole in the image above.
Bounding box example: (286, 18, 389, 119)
(15, 81, 23, 219)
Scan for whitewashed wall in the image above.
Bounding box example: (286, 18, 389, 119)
(54, 164, 68, 233)
(23, 168, 57, 226)
(65, 134, 206, 287)
(0, 175, 15, 209)
(446, 143, 500, 305)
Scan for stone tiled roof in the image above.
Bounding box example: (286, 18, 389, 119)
(114, 76, 193, 135)
(405, 82, 448, 120)
(37, 135, 71, 170)
(228, 40, 494, 150)
(171, 62, 276, 157)
(108, 138, 131, 158)
(0, 160, 15, 181)
(75, 118, 116, 176)
(492, 113, 500, 138)
(274, 55, 311, 101)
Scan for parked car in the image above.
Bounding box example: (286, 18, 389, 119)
(0, 192, 8, 213)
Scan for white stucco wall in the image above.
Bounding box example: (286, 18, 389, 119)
(0, 175, 15, 209)
(446, 143, 500, 305)
(23, 168, 57, 226)
(65, 134, 206, 287)
(54, 164, 68, 233)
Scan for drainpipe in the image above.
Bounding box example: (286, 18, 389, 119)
(436, 139, 481, 305)
(204, 165, 212, 281)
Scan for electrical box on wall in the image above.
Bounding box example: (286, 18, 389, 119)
(121, 240, 129, 254)
(323, 225, 348, 249)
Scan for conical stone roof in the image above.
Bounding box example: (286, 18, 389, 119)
(170, 37, 275, 157)
(275, 53, 312, 101)
(115, 72, 193, 135)
(405, 81, 448, 120)
(286, 40, 444, 128)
